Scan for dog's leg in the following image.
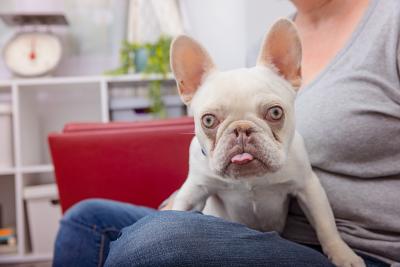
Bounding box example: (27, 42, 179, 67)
(296, 172, 365, 267)
(172, 177, 210, 212)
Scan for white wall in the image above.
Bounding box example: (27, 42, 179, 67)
(180, 0, 247, 70)
(245, 1, 295, 66)
(180, 0, 295, 70)
(0, 1, 295, 76)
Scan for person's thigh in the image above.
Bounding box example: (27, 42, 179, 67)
(53, 198, 156, 267)
(105, 210, 334, 267)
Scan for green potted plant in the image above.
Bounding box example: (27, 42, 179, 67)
(106, 36, 172, 118)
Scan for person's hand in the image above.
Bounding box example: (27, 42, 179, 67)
(159, 193, 176, 211)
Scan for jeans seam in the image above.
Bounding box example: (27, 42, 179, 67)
(98, 232, 105, 267)
(61, 218, 120, 267)
(98, 228, 120, 267)
(61, 217, 121, 234)
(60, 218, 102, 235)
(61, 217, 103, 233)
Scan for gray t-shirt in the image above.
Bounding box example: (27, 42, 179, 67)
(283, 0, 400, 265)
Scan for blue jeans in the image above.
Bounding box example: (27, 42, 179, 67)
(53, 199, 389, 267)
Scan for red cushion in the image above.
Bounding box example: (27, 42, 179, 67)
(63, 116, 194, 133)
(49, 117, 194, 213)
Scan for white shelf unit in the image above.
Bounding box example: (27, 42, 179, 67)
(0, 73, 182, 263)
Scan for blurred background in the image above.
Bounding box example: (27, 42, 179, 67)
(0, 0, 295, 76)
(0, 0, 294, 266)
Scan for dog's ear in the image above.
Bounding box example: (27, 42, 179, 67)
(257, 18, 302, 90)
(170, 35, 216, 104)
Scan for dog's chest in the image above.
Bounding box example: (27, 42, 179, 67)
(204, 182, 291, 232)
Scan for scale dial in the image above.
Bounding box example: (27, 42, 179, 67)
(3, 32, 62, 77)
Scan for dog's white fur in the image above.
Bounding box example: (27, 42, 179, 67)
(170, 19, 365, 267)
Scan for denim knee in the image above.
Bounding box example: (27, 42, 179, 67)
(106, 210, 205, 249)
(104, 210, 212, 267)
(61, 198, 156, 236)
(55, 199, 155, 267)
(62, 198, 110, 227)
(105, 211, 333, 267)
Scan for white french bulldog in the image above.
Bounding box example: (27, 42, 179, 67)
(170, 18, 364, 267)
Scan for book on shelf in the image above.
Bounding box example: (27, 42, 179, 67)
(0, 227, 17, 254)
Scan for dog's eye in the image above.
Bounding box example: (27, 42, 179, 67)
(202, 114, 218, 128)
(266, 106, 284, 121)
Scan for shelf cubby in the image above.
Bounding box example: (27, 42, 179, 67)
(22, 173, 55, 188)
(0, 175, 16, 229)
(0, 168, 15, 176)
(0, 175, 17, 256)
(0, 74, 183, 263)
(20, 165, 54, 175)
(17, 82, 103, 166)
(0, 84, 14, 170)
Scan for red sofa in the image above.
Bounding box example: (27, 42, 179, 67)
(48, 117, 194, 213)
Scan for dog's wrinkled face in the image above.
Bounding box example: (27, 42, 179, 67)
(171, 19, 302, 179)
(191, 68, 296, 178)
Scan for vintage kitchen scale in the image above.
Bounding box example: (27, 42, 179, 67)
(0, 14, 68, 77)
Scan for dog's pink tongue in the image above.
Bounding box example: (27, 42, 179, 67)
(231, 153, 254, 165)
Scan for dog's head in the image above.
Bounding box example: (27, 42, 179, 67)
(171, 19, 302, 179)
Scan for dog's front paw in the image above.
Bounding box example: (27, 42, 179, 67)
(324, 241, 365, 267)
(171, 200, 193, 211)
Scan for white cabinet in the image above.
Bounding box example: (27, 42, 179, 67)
(0, 74, 182, 263)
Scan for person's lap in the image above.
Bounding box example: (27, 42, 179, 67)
(53, 199, 389, 267)
(53, 198, 156, 267)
